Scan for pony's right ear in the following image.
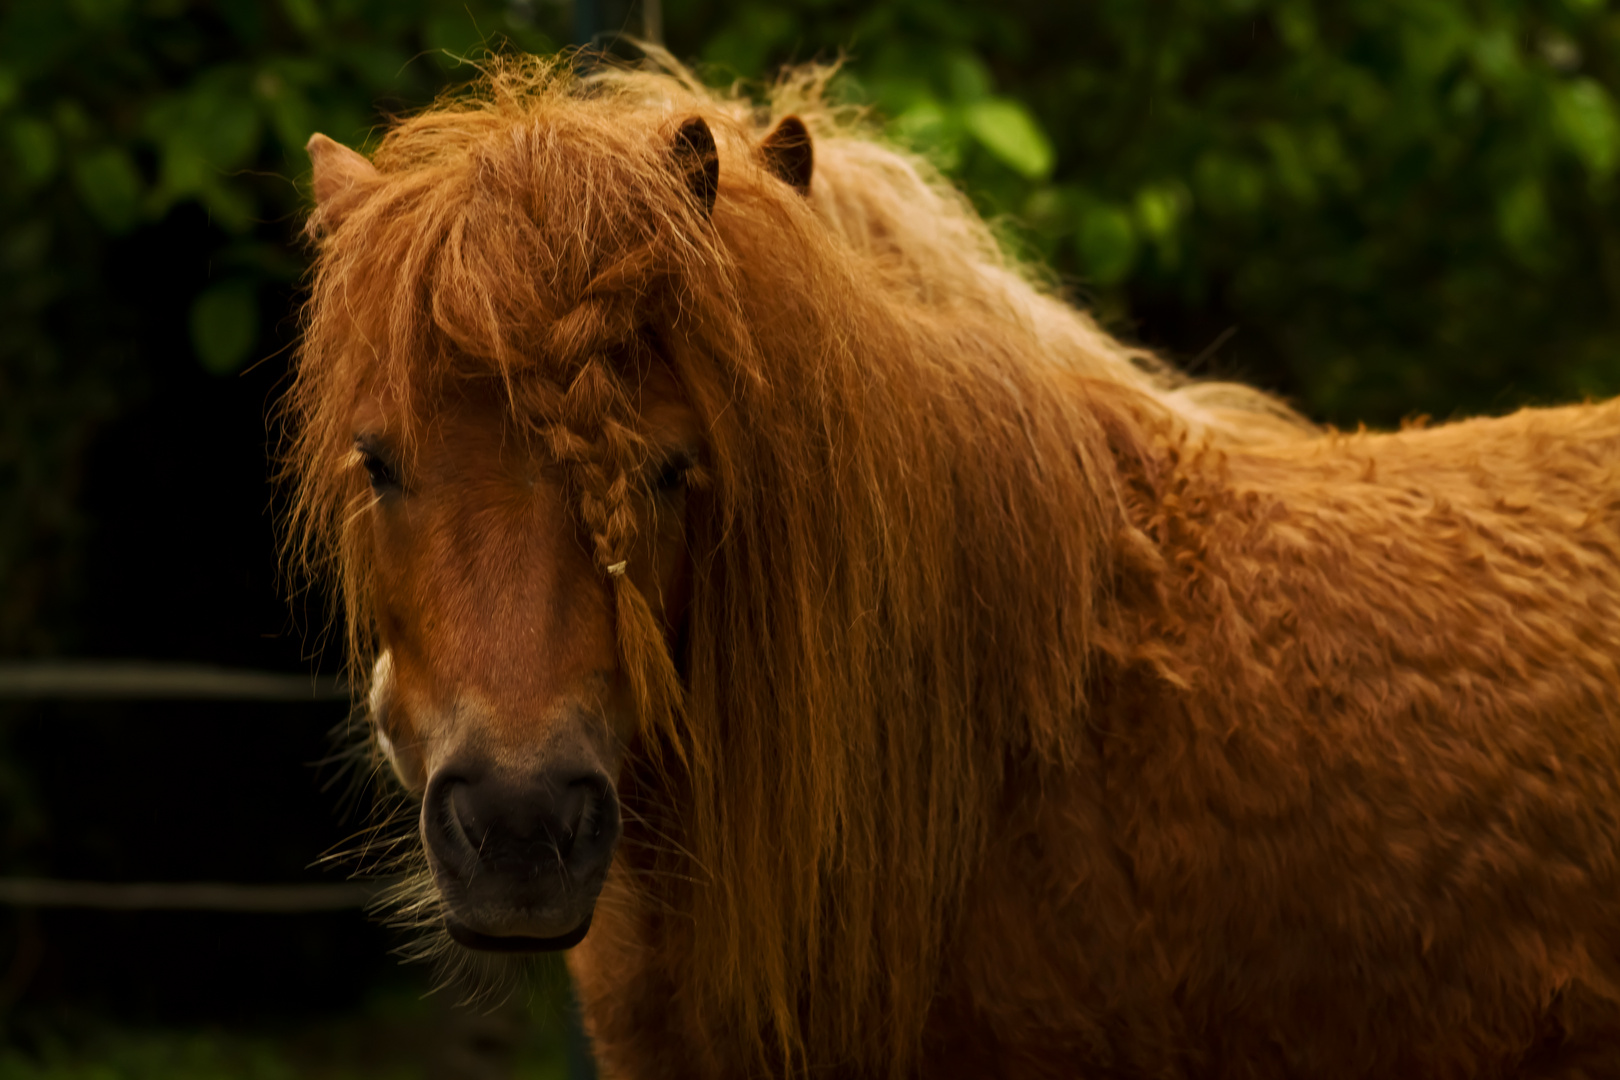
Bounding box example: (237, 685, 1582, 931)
(759, 115, 813, 196)
(672, 116, 719, 219)
(306, 133, 379, 232)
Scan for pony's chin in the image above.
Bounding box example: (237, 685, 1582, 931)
(444, 915, 592, 953)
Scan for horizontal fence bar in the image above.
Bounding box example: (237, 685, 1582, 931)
(0, 662, 349, 702)
(0, 878, 378, 913)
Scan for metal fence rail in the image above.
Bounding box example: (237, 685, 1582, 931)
(1, 659, 357, 913)
(0, 660, 348, 701)
(0, 878, 376, 912)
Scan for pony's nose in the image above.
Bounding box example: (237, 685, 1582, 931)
(423, 767, 619, 884)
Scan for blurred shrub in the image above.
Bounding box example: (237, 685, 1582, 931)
(677, 0, 1620, 425)
(0, 0, 565, 652)
(5, 0, 1620, 652)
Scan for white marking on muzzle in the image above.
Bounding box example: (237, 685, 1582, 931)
(369, 650, 400, 773)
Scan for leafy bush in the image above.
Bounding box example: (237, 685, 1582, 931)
(679, 0, 1620, 425)
(5, 0, 1619, 642)
(0, 0, 566, 651)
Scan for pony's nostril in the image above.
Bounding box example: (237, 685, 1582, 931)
(423, 773, 479, 874)
(555, 775, 607, 858)
(448, 781, 487, 851)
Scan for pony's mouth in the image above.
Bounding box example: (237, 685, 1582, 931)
(444, 914, 593, 953)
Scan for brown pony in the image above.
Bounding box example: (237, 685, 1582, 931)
(286, 54, 1620, 1079)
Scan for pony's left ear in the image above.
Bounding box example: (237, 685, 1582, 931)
(672, 116, 719, 219)
(306, 133, 379, 232)
(759, 115, 813, 196)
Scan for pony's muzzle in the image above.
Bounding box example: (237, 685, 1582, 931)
(422, 762, 620, 952)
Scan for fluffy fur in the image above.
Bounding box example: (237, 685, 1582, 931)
(286, 54, 1620, 1078)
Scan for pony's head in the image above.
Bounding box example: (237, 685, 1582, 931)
(341, 362, 699, 951)
(290, 57, 844, 966)
(295, 90, 752, 953)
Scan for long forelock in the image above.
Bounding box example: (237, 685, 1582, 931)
(286, 55, 730, 646)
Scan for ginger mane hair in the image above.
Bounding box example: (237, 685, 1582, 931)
(285, 55, 1312, 1071)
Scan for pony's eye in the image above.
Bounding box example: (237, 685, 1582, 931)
(363, 453, 397, 490)
(651, 453, 694, 495)
(354, 438, 400, 492)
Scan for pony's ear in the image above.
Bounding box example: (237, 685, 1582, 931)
(306, 133, 379, 230)
(672, 116, 719, 219)
(759, 115, 813, 196)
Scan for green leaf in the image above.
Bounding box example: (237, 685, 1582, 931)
(0, 66, 18, 113)
(71, 147, 142, 233)
(1259, 123, 1317, 203)
(279, 0, 321, 36)
(180, 78, 262, 170)
(890, 98, 964, 170)
(1496, 179, 1551, 267)
(1076, 202, 1138, 285)
(7, 117, 58, 186)
(53, 98, 92, 141)
(866, 74, 935, 116)
(1274, 4, 1316, 48)
(943, 50, 991, 103)
(1398, 5, 1470, 82)
(963, 97, 1053, 180)
(1134, 183, 1188, 242)
(892, 98, 948, 141)
(1552, 78, 1620, 179)
(1022, 186, 1070, 230)
(190, 281, 258, 374)
(144, 78, 263, 219)
(1471, 28, 1522, 89)
(1194, 152, 1265, 218)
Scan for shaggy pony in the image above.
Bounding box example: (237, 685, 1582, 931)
(286, 54, 1620, 1079)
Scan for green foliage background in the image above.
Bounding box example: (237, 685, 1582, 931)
(8, 0, 1620, 655)
(684, 0, 1620, 422)
(6, 0, 1620, 654)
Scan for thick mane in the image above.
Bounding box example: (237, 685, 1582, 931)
(285, 55, 1313, 1072)
(760, 65, 1310, 446)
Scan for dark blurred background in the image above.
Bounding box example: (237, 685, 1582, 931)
(3, 0, 1619, 1075)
